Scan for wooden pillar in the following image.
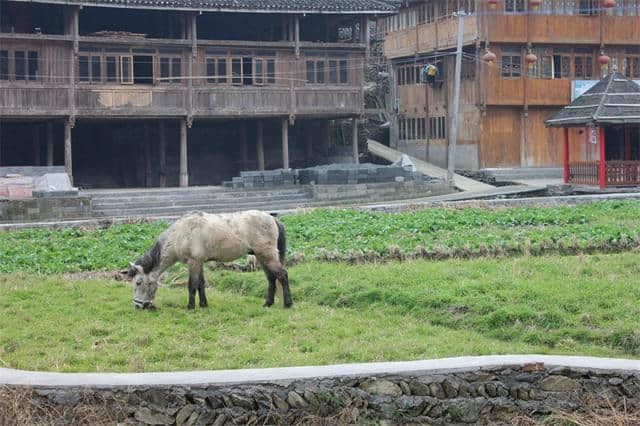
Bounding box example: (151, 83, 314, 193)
(32, 124, 41, 166)
(159, 121, 167, 188)
(144, 124, 152, 187)
(46, 122, 54, 166)
(180, 118, 188, 188)
(257, 120, 265, 171)
(240, 125, 248, 170)
(599, 126, 606, 189)
(352, 118, 359, 164)
(294, 15, 300, 57)
(281, 118, 289, 169)
(64, 119, 73, 185)
(624, 126, 631, 161)
(563, 127, 569, 184)
(305, 124, 313, 166)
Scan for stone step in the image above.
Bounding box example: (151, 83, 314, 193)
(83, 186, 307, 199)
(91, 193, 312, 210)
(87, 188, 311, 204)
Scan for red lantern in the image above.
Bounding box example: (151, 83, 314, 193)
(530, 0, 543, 8)
(603, 0, 616, 7)
(483, 50, 497, 63)
(488, 0, 498, 8)
(525, 52, 538, 64)
(597, 54, 611, 65)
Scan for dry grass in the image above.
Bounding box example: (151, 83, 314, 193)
(514, 398, 640, 426)
(0, 387, 126, 426)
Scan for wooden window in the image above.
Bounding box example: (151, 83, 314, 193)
(540, 55, 552, 79)
(408, 65, 415, 84)
(553, 54, 570, 78)
(574, 54, 593, 78)
(306, 60, 315, 83)
(339, 59, 348, 84)
(578, 0, 597, 15)
(501, 53, 522, 78)
(206, 57, 227, 84)
(438, 0, 447, 17)
(254, 58, 264, 85)
(555, 0, 576, 14)
(316, 60, 325, 84)
(27, 51, 38, 81)
(420, 118, 426, 139)
(171, 58, 181, 83)
(624, 56, 640, 78)
(329, 60, 338, 84)
(79, 55, 90, 82)
(232, 58, 242, 85)
(614, 0, 625, 15)
(160, 57, 170, 82)
(462, 58, 476, 79)
(158, 56, 181, 84)
(505, 0, 525, 12)
(120, 56, 133, 84)
(267, 59, 275, 84)
(14, 51, 26, 80)
(0, 50, 8, 80)
(90, 55, 101, 83)
(397, 67, 404, 86)
(106, 56, 118, 83)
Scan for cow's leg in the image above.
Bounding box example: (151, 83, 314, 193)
(196, 264, 208, 308)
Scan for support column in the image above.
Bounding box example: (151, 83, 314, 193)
(180, 118, 189, 188)
(240, 125, 248, 170)
(257, 120, 265, 171)
(46, 122, 54, 166)
(33, 125, 41, 166)
(352, 117, 359, 164)
(159, 121, 167, 188)
(305, 124, 313, 166)
(563, 127, 569, 184)
(64, 119, 73, 186)
(599, 126, 606, 189)
(144, 124, 152, 188)
(281, 118, 289, 169)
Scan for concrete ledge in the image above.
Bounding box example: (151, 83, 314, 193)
(2, 355, 639, 388)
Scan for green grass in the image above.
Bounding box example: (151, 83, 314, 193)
(1, 200, 640, 274)
(1, 253, 639, 372)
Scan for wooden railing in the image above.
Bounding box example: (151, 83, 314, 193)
(569, 161, 640, 186)
(568, 161, 599, 185)
(606, 161, 640, 186)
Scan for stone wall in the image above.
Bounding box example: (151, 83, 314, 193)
(311, 180, 452, 203)
(0, 196, 92, 222)
(2, 356, 639, 425)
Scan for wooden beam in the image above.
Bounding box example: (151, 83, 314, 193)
(64, 119, 73, 186)
(563, 127, 569, 184)
(282, 118, 290, 169)
(352, 117, 359, 164)
(33, 124, 41, 166)
(257, 120, 265, 171)
(159, 121, 167, 188)
(180, 118, 189, 187)
(46, 122, 54, 167)
(599, 126, 606, 189)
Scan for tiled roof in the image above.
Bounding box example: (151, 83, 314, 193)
(546, 73, 640, 127)
(28, 0, 397, 12)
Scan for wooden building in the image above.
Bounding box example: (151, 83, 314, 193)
(546, 73, 640, 188)
(380, 0, 640, 171)
(0, 0, 393, 188)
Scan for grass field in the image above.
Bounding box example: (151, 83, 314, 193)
(1, 253, 639, 372)
(1, 201, 639, 273)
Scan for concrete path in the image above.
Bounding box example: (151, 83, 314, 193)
(2, 355, 639, 387)
(367, 140, 495, 192)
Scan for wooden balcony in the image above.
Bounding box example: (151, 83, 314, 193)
(486, 75, 571, 106)
(383, 16, 478, 59)
(75, 87, 187, 117)
(194, 87, 290, 117)
(296, 88, 363, 116)
(0, 87, 72, 116)
(488, 13, 640, 45)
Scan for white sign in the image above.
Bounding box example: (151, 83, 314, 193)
(589, 127, 597, 144)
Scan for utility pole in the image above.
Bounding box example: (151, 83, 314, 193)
(447, 11, 465, 183)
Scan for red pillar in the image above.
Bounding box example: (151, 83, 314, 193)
(599, 126, 606, 189)
(563, 127, 570, 184)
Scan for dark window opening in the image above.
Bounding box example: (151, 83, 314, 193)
(339, 60, 348, 84)
(232, 58, 242, 84)
(242, 57, 252, 85)
(329, 60, 338, 84)
(255, 59, 264, 85)
(198, 12, 284, 41)
(15, 51, 25, 80)
(267, 59, 275, 84)
(79, 7, 182, 39)
(79, 55, 89, 82)
(553, 54, 570, 78)
(316, 61, 325, 84)
(160, 57, 170, 81)
(91, 55, 101, 82)
(106, 56, 117, 82)
(206, 58, 215, 83)
(1, 2, 66, 35)
(218, 59, 227, 83)
(306, 60, 315, 83)
(171, 58, 181, 84)
(0, 50, 8, 80)
(132, 55, 153, 84)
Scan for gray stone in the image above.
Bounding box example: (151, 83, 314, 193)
(286, 391, 308, 408)
(212, 414, 227, 426)
(609, 378, 624, 386)
(429, 383, 445, 399)
(303, 389, 320, 406)
(272, 394, 289, 411)
(230, 393, 254, 410)
(541, 376, 579, 392)
(360, 379, 403, 397)
(485, 383, 498, 397)
(176, 405, 197, 426)
(134, 407, 173, 425)
(442, 380, 459, 398)
(194, 411, 217, 426)
(398, 381, 411, 395)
